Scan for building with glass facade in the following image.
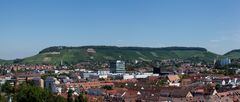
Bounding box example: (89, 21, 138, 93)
(110, 60, 126, 73)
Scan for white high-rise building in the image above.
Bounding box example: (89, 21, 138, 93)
(110, 60, 126, 73)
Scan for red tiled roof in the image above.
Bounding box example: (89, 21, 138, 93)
(168, 75, 180, 81)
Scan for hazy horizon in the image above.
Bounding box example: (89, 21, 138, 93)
(1, 0, 239, 60)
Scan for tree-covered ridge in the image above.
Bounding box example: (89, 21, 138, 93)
(0, 59, 5, 62)
(16, 46, 217, 65)
(39, 46, 208, 54)
(224, 49, 240, 59)
(0, 59, 12, 65)
(224, 49, 240, 55)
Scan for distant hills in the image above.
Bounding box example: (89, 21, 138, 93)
(0, 59, 12, 64)
(1, 46, 240, 65)
(224, 49, 240, 59)
(13, 46, 218, 64)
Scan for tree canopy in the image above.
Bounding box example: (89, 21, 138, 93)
(15, 83, 66, 102)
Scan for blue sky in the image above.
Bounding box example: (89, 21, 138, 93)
(0, 0, 239, 59)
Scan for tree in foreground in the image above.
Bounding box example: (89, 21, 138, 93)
(67, 89, 74, 102)
(0, 94, 7, 102)
(15, 83, 66, 102)
(102, 85, 113, 90)
(75, 93, 88, 102)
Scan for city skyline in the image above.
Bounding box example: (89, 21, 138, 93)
(1, 0, 239, 59)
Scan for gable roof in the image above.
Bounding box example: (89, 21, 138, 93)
(167, 75, 180, 81)
(159, 87, 192, 98)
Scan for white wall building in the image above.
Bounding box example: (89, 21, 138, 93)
(97, 70, 110, 75)
(123, 74, 134, 80)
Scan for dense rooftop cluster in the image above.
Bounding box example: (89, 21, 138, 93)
(0, 57, 240, 102)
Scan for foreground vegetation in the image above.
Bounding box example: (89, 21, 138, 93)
(0, 82, 66, 102)
(0, 82, 88, 102)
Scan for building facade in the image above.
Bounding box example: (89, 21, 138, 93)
(110, 60, 126, 73)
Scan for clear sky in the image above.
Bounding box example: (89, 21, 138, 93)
(0, 0, 239, 60)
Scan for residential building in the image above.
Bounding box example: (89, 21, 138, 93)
(45, 77, 60, 93)
(167, 75, 180, 87)
(32, 77, 44, 88)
